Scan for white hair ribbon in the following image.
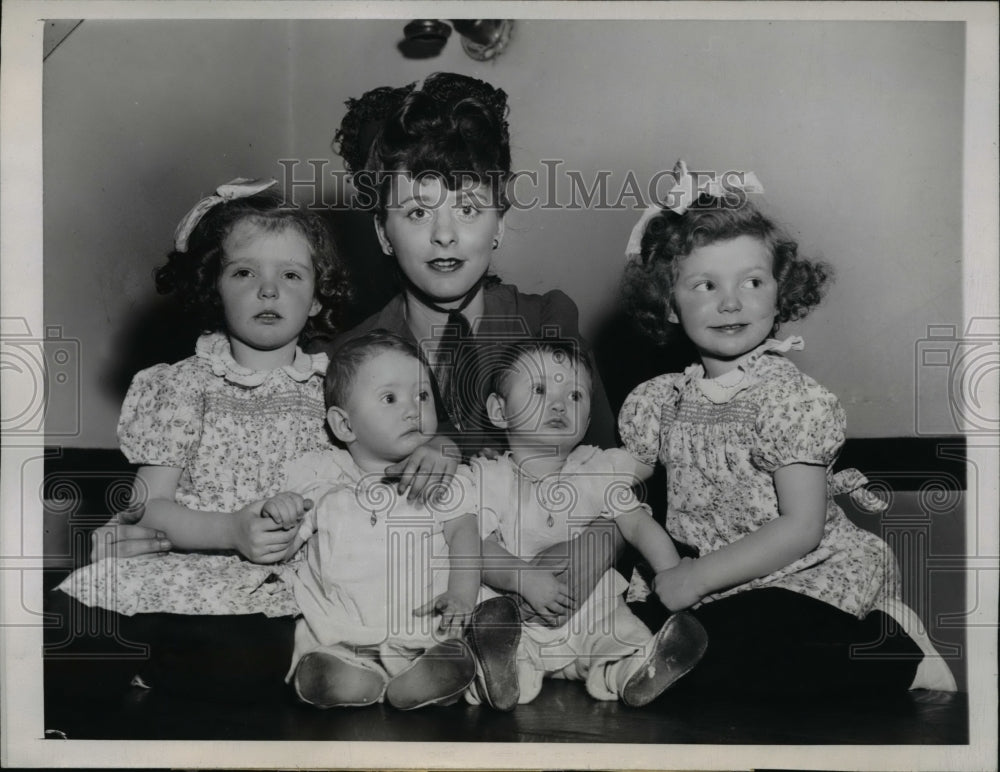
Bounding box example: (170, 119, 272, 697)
(624, 160, 764, 260)
(173, 177, 278, 252)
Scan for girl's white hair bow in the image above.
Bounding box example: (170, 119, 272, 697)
(624, 160, 764, 260)
(173, 177, 278, 252)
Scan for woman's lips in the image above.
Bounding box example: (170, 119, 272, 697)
(427, 258, 464, 272)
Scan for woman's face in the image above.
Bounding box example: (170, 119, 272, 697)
(375, 173, 504, 305)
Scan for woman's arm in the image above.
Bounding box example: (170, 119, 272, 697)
(385, 434, 460, 503)
(133, 466, 297, 563)
(654, 463, 827, 610)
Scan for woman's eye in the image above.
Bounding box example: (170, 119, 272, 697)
(456, 204, 480, 220)
(407, 207, 429, 222)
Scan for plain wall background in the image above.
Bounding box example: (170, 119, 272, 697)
(43, 19, 964, 448)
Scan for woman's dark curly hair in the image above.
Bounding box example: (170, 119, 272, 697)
(333, 72, 512, 218)
(621, 195, 832, 347)
(155, 187, 352, 344)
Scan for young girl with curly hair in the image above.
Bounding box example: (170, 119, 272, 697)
(618, 163, 955, 695)
(61, 178, 351, 622)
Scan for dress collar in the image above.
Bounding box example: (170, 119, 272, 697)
(195, 332, 329, 387)
(681, 336, 804, 404)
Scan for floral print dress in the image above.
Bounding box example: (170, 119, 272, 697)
(58, 333, 331, 616)
(618, 337, 899, 618)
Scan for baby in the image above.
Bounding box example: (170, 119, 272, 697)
(271, 330, 509, 710)
(466, 339, 708, 709)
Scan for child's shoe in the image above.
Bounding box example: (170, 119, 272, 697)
(293, 650, 386, 708)
(385, 639, 477, 710)
(465, 596, 521, 711)
(620, 611, 708, 708)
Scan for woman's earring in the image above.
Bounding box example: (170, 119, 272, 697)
(385, 244, 394, 255)
(492, 238, 499, 250)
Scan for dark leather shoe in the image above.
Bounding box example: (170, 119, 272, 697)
(466, 596, 521, 711)
(385, 639, 476, 711)
(621, 611, 708, 708)
(293, 650, 386, 708)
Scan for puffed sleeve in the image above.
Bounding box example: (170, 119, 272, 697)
(751, 375, 846, 472)
(284, 448, 356, 546)
(116, 363, 203, 467)
(468, 456, 505, 540)
(284, 449, 353, 496)
(618, 375, 676, 467)
(428, 464, 482, 526)
(563, 446, 649, 520)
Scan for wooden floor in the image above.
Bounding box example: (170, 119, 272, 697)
(45, 655, 966, 745)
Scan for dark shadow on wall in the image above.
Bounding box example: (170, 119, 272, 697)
(101, 294, 203, 404)
(591, 311, 699, 416)
(323, 209, 401, 329)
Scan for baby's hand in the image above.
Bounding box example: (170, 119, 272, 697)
(413, 591, 473, 640)
(519, 570, 574, 625)
(653, 557, 704, 612)
(385, 437, 460, 505)
(261, 492, 312, 529)
(233, 500, 301, 564)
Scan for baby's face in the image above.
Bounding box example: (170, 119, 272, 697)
(336, 349, 438, 470)
(494, 349, 592, 452)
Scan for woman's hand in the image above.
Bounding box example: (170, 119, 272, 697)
(653, 557, 705, 611)
(518, 570, 574, 624)
(385, 435, 460, 504)
(230, 501, 300, 564)
(89, 503, 172, 562)
(414, 591, 474, 639)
